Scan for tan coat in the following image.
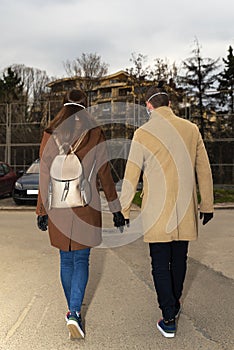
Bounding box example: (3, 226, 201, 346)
(120, 107, 213, 242)
(36, 127, 121, 251)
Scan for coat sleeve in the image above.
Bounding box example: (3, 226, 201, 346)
(120, 131, 144, 219)
(195, 130, 214, 213)
(96, 130, 122, 213)
(36, 132, 51, 216)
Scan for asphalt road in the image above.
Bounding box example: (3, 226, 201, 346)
(0, 209, 233, 350)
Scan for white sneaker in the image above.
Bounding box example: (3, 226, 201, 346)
(67, 311, 85, 339)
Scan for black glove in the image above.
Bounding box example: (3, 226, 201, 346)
(113, 211, 125, 233)
(37, 215, 48, 231)
(200, 212, 213, 225)
(125, 219, 130, 227)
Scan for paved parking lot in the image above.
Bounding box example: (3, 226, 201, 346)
(0, 205, 233, 349)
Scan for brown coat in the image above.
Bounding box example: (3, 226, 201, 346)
(36, 127, 121, 251)
(120, 107, 214, 243)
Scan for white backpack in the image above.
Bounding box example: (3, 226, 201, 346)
(48, 131, 95, 209)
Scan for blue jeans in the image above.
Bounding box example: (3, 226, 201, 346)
(60, 248, 90, 313)
(149, 241, 189, 321)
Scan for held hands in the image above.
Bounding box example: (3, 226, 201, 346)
(113, 211, 126, 233)
(200, 212, 213, 225)
(125, 219, 130, 227)
(37, 211, 213, 232)
(37, 215, 48, 231)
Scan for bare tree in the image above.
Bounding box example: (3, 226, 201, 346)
(126, 52, 151, 103)
(63, 52, 109, 91)
(148, 58, 182, 114)
(126, 53, 150, 80)
(10, 64, 50, 102)
(149, 58, 178, 83)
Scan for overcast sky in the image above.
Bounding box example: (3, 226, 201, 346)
(0, 0, 233, 79)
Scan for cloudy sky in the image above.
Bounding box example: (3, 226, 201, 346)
(0, 0, 233, 79)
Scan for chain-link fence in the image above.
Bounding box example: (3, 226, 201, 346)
(0, 101, 61, 171)
(0, 102, 233, 185)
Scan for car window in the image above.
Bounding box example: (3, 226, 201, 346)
(2, 163, 10, 174)
(26, 162, 40, 174)
(0, 164, 4, 176)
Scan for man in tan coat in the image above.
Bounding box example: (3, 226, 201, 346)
(120, 84, 214, 338)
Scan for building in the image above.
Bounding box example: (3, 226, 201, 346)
(47, 69, 149, 137)
(46, 71, 150, 182)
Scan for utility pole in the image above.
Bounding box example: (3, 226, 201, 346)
(5, 104, 11, 165)
(197, 49, 204, 139)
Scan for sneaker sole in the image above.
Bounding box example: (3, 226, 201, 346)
(157, 322, 175, 338)
(67, 320, 85, 339)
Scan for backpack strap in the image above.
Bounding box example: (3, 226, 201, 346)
(53, 134, 67, 154)
(72, 130, 96, 182)
(88, 159, 96, 182)
(70, 130, 88, 154)
(53, 130, 88, 155)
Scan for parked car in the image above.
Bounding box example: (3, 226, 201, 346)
(0, 161, 18, 197)
(13, 159, 40, 205)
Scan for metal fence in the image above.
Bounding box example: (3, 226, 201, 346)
(0, 101, 61, 171)
(0, 102, 233, 185)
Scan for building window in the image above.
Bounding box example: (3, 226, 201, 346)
(100, 88, 112, 99)
(119, 88, 131, 96)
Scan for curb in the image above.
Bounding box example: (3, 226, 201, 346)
(0, 206, 36, 211)
(213, 205, 234, 210)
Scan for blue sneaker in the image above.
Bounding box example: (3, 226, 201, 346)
(157, 318, 176, 338)
(67, 311, 85, 339)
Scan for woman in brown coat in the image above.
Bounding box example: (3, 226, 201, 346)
(36, 89, 125, 339)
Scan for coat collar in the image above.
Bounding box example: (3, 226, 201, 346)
(150, 106, 175, 120)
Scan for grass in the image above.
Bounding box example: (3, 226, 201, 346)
(132, 191, 142, 207)
(213, 188, 234, 203)
(132, 188, 234, 207)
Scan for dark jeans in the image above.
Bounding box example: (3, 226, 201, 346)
(149, 241, 189, 321)
(60, 248, 90, 313)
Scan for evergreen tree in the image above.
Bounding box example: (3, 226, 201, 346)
(179, 40, 219, 137)
(0, 67, 24, 103)
(218, 45, 234, 113)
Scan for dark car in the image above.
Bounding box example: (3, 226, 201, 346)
(13, 159, 40, 205)
(0, 161, 18, 197)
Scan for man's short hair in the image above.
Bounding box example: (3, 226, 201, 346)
(146, 84, 169, 108)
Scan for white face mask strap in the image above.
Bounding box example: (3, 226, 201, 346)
(147, 92, 168, 102)
(64, 102, 85, 109)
